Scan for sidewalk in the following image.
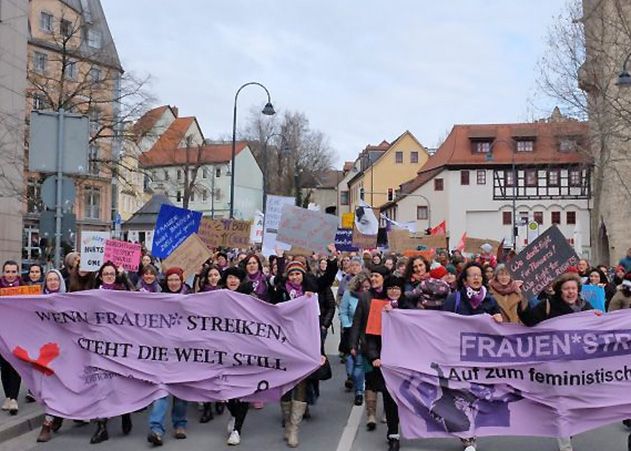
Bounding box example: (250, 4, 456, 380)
(0, 387, 43, 443)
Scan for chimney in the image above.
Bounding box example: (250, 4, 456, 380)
(171, 105, 179, 117)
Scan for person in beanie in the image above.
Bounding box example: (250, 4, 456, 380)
(366, 275, 407, 451)
(162, 267, 190, 294)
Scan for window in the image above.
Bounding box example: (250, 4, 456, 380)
(460, 170, 470, 185)
(202, 190, 208, 201)
(60, 19, 72, 37)
(202, 168, 208, 179)
(568, 169, 581, 187)
(359, 187, 365, 200)
(33, 52, 47, 74)
(176, 191, 182, 202)
(525, 170, 538, 187)
(89, 109, 100, 133)
(410, 151, 419, 163)
(163, 170, 169, 181)
(566, 211, 576, 225)
(40, 12, 53, 32)
(340, 191, 349, 205)
(177, 170, 182, 180)
(190, 191, 195, 202)
(519, 211, 529, 226)
(65, 60, 77, 80)
(87, 29, 101, 48)
(387, 188, 394, 201)
(559, 138, 577, 152)
(502, 211, 512, 225)
(215, 167, 221, 177)
(32, 94, 48, 110)
(516, 140, 534, 152)
(395, 151, 403, 164)
(551, 211, 561, 224)
(534, 211, 543, 225)
(417, 206, 428, 220)
(89, 67, 101, 82)
(434, 178, 444, 191)
(547, 169, 560, 187)
(504, 170, 515, 187)
(476, 170, 486, 185)
(88, 145, 99, 175)
(84, 186, 100, 219)
(473, 141, 492, 153)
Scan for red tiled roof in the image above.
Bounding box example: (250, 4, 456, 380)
(149, 117, 197, 153)
(342, 161, 354, 172)
(132, 106, 170, 139)
(139, 142, 249, 168)
(365, 140, 390, 151)
(421, 121, 590, 173)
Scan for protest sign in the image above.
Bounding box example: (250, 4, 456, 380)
(0, 285, 42, 297)
(335, 228, 358, 252)
(276, 205, 338, 254)
(152, 205, 202, 259)
(341, 212, 355, 229)
(262, 195, 294, 257)
(402, 249, 435, 260)
(381, 308, 631, 439)
(80, 231, 110, 272)
(388, 230, 446, 253)
(198, 218, 251, 249)
(286, 246, 313, 257)
(365, 299, 390, 335)
(464, 237, 502, 255)
(582, 285, 606, 312)
(162, 234, 213, 281)
(0, 290, 321, 420)
(103, 240, 142, 272)
(352, 224, 377, 250)
(250, 211, 264, 244)
(508, 226, 579, 299)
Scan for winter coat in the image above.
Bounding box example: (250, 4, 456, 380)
(339, 290, 360, 328)
(518, 295, 593, 326)
(608, 287, 631, 311)
(349, 287, 387, 354)
(402, 277, 451, 310)
(488, 286, 524, 324)
(442, 288, 501, 317)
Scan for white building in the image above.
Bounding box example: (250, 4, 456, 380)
(381, 120, 592, 257)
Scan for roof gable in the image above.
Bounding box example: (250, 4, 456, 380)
(139, 142, 249, 168)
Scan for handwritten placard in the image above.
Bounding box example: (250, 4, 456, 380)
(162, 234, 213, 281)
(276, 205, 338, 254)
(464, 237, 502, 255)
(103, 240, 142, 272)
(80, 231, 110, 272)
(0, 285, 42, 296)
(262, 195, 294, 257)
(152, 205, 202, 259)
(352, 224, 377, 250)
(335, 228, 358, 252)
(508, 226, 579, 299)
(198, 218, 251, 249)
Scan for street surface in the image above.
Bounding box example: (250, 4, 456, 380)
(0, 332, 628, 451)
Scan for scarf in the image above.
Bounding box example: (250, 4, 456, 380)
(248, 271, 268, 299)
(285, 280, 304, 299)
(0, 277, 20, 288)
(465, 285, 487, 310)
(139, 280, 160, 293)
(99, 283, 117, 290)
(201, 284, 219, 292)
(489, 278, 519, 296)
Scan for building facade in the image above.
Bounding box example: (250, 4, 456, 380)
(0, 0, 28, 265)
(381, 120, 593, 256)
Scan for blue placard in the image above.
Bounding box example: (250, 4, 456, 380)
(335, 228, 358, 252)
(152, 204, 202, 258)
(581, 285, 606, 312)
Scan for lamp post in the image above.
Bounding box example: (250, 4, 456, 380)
(616, 51, 631, 86)
(262, 132, 286, 213)
(230, 82, 275, 218)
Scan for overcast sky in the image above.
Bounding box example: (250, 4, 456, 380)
(102, 0, 566, 165)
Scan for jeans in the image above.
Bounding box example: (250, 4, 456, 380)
(345, 354, 365, 395)
(149, 396, 187, 435)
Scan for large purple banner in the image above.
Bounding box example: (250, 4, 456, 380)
(381, 309, 631, 439)
(0, 290, 321, 419)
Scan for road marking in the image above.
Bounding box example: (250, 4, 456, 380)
(335, 404, 364, 451)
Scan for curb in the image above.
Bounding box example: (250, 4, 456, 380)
(0, 412, 44, 443)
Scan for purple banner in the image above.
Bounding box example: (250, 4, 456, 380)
(0, 290, 321, 419)
(381, 309, 631, 439)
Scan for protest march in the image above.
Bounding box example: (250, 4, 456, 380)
(1, 199, 630, 451)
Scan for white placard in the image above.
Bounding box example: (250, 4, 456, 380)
(79, 231, 110, 271)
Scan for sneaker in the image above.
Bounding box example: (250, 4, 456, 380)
(25, 390, 36, 403)
(354, 393, 363, 406)
(464, 447, 476, 451)
(174, 427, 186, 439)
(8, 399, 18, 415)
(147, 431, 163, 446)
(227, 430, 241, 445)
(226, 417, 235, 435)
(1, 398, 9, 411)
(344, 377, 354, 391)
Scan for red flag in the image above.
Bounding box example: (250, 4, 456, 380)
(456, 232, 467, 252)
(430, 220, 446, 235)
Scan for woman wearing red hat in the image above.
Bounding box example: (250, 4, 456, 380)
(162, 267, 191, 294)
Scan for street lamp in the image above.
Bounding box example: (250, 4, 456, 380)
(230, 82, 275, 218)
(262, 132, 287, 212)
(616, 51, 631, 86)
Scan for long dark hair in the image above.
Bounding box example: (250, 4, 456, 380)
(403, 256, 430, 281)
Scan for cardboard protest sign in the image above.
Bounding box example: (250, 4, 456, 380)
(508, 226, 579, 299)
(582, 285, 606, 312)
(262, 195, 295, 257)
(286, 246, 313, 257)
(80, 231, 110, 272)
(365, 299, 390, 336)
(198, 218, 251, 249)
(276, 205, 338, 254)
(103, 240, 142, 272)
(352, 224, 377, 250)
(162, 233, 213, 281)
(402, 249, 435, 260)
(464, 237, 502, 255)
(335, 228, 358, 252)
(152, 205, 202, 259)
(415, 235, 448, 250)
(0, 285, 42, 296)
(341, 212, 355, 229)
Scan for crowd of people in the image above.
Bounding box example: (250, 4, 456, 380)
(0, 244, 630, 451)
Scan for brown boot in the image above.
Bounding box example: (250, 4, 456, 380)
(287, 401, 307, 448)
(37, 420, 52, 443)
(365, 390, 377, 431)
(281, 401, 291, 441)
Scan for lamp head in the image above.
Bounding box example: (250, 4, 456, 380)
(262, 102, 276, 116)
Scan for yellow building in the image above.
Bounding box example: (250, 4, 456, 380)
(347, 131, 429, 211)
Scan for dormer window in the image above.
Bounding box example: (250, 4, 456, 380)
(559, 137, 578, 152)
(516, 140, 534, 152)
(472, 140, 492, 154)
